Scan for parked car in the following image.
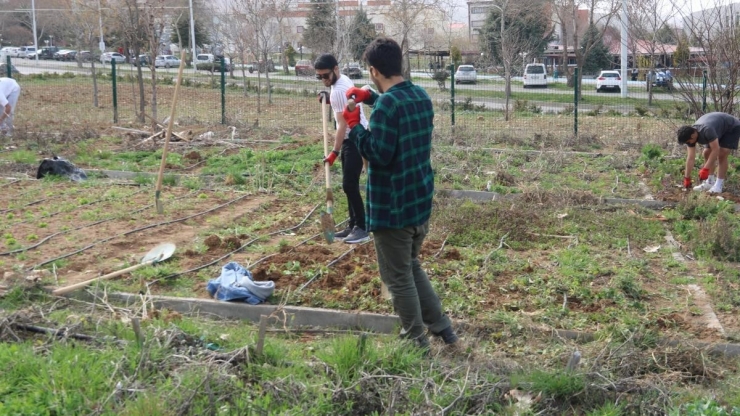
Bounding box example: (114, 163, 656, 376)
(651, 70, 673, 91)
(454, 65, 477, 84)
(18, 46, 36, 58)
(101, 52, 126, 64)
(53, 49, 75, 60)
(0, 63, 20, 75)
(595, 70, 621, 92)
(341, 62, 363, 79)
(76, 51, 93, 62)
(294, 59, 313, 76)
(131, 54, 151, 67)
(0, 47, 20, 58)
(195, 54, 231, 72)
(154, 54, 181, 68)
(523, 63, 547, 88)
(38, 46, 60, 60)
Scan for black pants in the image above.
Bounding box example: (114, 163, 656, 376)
(341, 140, 366, 230)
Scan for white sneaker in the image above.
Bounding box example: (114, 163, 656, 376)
(693, 181, 712, 191)
(709, 185, 723, 193)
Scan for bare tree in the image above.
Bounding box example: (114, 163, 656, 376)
(627, 0, 678, 106)
(480, 0, 551, 120)
(552, 0, 619, 96)
(673, 0, 740, 115)
(381, 0, 444, 79)
(218, 11, 256, 98)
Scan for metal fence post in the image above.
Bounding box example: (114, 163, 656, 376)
(574, 68, 579, 137)
(221, 57, 226, 125)
(6, 55, 11, 78)
(111, 59, 118, 123)
(449, 64, 455, 127)
(702, 70, 707, 113)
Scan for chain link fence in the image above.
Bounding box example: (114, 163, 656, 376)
(4, 56, 709, 146)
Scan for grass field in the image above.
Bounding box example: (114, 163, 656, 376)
(1, 79, 740, 414)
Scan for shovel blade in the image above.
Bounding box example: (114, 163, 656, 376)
(320, 212, 335, 244)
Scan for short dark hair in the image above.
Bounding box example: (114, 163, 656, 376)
(677, 125, 696, 144)
(314, 54, 338, 71)
(363, 37, 402, 78)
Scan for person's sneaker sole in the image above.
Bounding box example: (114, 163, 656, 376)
(344, 236, 370, 244)
(709, 187, 723, 194)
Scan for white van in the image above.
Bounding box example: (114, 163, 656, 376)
(523, 63, 547, 88)
(194, 53, 215, 65)
(18, 46, 36, 58)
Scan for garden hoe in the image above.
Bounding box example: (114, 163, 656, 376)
(155, 50, 187, 214)
(319, 92, 336, 243)
(52, 243, 176, 296)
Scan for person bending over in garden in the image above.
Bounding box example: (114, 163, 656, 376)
(677, 112, 740, 194)
(0, 77, 21, 136)
(341, 37, 460, 353)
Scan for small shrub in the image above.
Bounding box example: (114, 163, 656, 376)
(634, 105, 649, 116)
(586, 104, 603, 116)
(640, 144, 664, 161)
(513, 99, 529, 112)
(561, 105, 574, 115)
(529, 103, 542, 114)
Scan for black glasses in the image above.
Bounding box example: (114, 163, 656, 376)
(316, 73, 332, 80)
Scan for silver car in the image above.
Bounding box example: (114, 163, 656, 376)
(155, 55, 181, 68)
(454, 65, 477, 84)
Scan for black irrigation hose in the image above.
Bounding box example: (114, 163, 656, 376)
(4, 187, 147, 229)
(0, 197, 48, 214)
(296, 239, 373, 292)
(147, 203, 323, 287)
(1, 191, 197, 256)
(0, 179, 21, 189)
(29, 192, 252, 272)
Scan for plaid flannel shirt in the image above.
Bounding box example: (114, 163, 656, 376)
(348, 80, 434, 231)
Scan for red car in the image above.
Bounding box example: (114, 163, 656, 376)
(295, 59, 314, 76)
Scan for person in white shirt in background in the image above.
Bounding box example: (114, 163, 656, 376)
(0, 77, 21, 135)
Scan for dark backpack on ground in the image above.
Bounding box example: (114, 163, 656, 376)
(36, 156, 87, 182)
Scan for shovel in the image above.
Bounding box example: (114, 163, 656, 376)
(52, 243, 176, 296)
(319, 92, 335, 243)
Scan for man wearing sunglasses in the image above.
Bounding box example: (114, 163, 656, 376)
(677, 112, 740, 193)
(315, 53, 370, 244)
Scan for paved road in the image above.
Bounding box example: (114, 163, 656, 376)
(9, 58, 676, 102)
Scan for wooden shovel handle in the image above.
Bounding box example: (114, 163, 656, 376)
(52, 259, 155, 296)
(155, 51, 187, 194)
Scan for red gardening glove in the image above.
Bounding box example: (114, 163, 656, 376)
(324, 150, 339, 166)
(318, 91, 330, 105)
(342, 105, 361, 129)
(683, 177, 692, 189)
(699, 167, 710, 181)
(345, 87, 371, 103)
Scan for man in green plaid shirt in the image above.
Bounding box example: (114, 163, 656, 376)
(341, 37, 459, 352)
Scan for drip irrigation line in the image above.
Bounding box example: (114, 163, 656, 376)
(29, 192, 253, 272)
(4, 188, 147, 230)
(147, 203, 322, 287)
(246, 218, 350, 271)
(0, 179, 21, 188)
(0, 197, 49, 215)
(297, 239, 373, 293)
(1, 191, 197, 257)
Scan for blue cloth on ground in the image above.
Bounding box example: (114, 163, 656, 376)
(207, 262, 275, 305)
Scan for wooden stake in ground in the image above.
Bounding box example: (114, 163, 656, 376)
(155, 51, 187, 214)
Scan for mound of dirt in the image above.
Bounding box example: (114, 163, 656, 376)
(204, 235, 222, 251)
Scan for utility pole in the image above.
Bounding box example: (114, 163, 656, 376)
(189, 0, 196, 61)
(31, 0, 38, 61)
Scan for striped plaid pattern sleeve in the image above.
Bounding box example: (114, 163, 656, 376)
(348, 81, 435, 231)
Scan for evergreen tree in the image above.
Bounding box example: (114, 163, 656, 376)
(581, 24, 612, 74)
(172, 15, 210, 51)
(478, 5, 550, 66)
(655, 23, 677, 44)
(303, 0, 336, 55)
(674, 34, 690, 68)
(348, 9, 376, 62)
